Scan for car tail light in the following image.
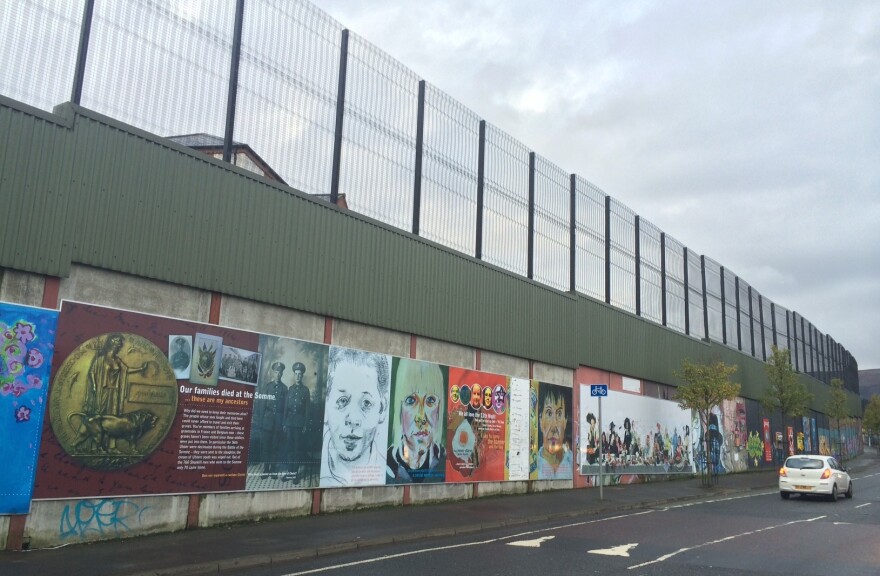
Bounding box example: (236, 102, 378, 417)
(779, 467, 787, 477)
(820, 468, 832, 479)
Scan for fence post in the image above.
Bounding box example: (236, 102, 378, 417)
(758, 295, 766, 360)
(70, 0, 96, 105)
(683, 246, 690, 336)
(634, 215, 641, 316)
(734, 276, 742, 351)
(475, 120, 486, 259)
(527, 152, 535, 280)
(222, 0, 246, 164)
(604, 196, 611, 305)
(701, 255, 709, 342)
(720, 266, 728, 344)
(412, 80, 426, 235)
(569, 174, 576, 293)
(330, 29, 350, 206)
(747, 286, 755, 357)
(660, 232, 667, 326)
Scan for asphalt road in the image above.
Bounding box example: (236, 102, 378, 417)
(232, 468, 880, 576)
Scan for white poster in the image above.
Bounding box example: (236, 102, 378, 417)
(506, 377, 531, 480)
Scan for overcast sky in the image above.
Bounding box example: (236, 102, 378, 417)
(316, 0, 880, 371)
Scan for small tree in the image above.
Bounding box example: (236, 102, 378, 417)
(760, 346, 812, 462)
(674, 359, 740, 486)
(863, 394, 880, 450)
(826, 378, 849, 464)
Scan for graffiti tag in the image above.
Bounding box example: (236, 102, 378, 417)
(59, 499, 149, 540)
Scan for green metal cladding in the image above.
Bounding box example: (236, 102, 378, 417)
(0, 96, 859, 415)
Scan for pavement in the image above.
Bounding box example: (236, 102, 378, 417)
(3, 450, 876, 576)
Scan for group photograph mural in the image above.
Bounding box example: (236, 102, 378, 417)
(578, 387, 694, 482)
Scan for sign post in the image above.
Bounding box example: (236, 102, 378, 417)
(591, 385, 608, 500)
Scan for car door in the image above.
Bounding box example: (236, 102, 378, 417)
(828, 458, 845, 492)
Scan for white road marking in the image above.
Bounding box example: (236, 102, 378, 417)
(627, 515, 825, 570)
(281, 510, 655, 575)
(508, 535, 555, 547)
(855, 503, 871, 509)
(589, 543, 638, 557)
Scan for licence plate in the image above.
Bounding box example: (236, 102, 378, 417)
(794, 485, 812, 490)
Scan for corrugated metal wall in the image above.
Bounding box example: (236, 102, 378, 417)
(0, 96, 859, 414)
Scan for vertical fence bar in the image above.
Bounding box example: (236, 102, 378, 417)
(771, 302, 777, 348)
(635, 216, 641, 316)
(222, 0, 246, 163)
(412, 80, 426, 234)
(720, 267, 728, 345)
(660, 232, 667, 326)
(604, 196, 611, 305)
(70, 0, 96, 104)
(759, 295, 767, 360)
(330, 29, 350, 206)
(683, 246, 690, 335)
(733, 276, 742, 352)
(527, 152, 535, 279)
(569, 174, 576, 292)
(701, 256, 709, 341)
(747, 287, 755, 356)
(475, 120, 486, 259)
(790, 311, 798, 370)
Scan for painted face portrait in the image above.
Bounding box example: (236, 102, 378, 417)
(450, 384, 460, 404)
(482, 385, 493, 409)
(540, 393, 567, 454)
(394, 359, 444, 467)
(492, 385, 505, 412)
(327, 360, 386, 462)
(470, 384, 482, 409)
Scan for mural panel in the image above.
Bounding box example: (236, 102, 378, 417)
(0, 302, 57, 513)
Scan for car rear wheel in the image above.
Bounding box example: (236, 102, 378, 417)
(780, 491, 790, 500)
(829, 485, 838, 501)
(845, 482, 853, 499)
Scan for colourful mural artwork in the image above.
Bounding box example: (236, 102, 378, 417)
(0, 302, 58, 514)
(536, 383, 573, 480)
(0, 298, 856, 507)
(385, 358, 448, 484)
(445, 368, 508, 482)
(579, 387, 693, 481)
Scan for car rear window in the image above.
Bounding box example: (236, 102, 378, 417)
(785, 458, 823, 469)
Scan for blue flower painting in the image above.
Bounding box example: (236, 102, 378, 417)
(0, 302, 58, 514)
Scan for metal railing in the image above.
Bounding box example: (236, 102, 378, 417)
(0, 0, 858, 390)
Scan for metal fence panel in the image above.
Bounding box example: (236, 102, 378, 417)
(665, 235, 686, 334)
(236, 0, 341, 195)
(420, 84, 480, 255)
(83, 0, 234, 139)
(338, 32, 419, 231)
(533, 155, 569, 291)
(639, 218, 663, 324)
(482, 123, 529, 276)
(574, 176, 605, 301)
(0, 0, 82, 111)
(609, 198, 636, 314)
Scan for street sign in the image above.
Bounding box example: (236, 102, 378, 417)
(590, 384, 608, 397)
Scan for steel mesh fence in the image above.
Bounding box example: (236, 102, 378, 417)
(639, 218, 663, 324)
(482, 123, 529, 276)
(420, 84, 480, 255)
(0, 0, 82, 111)
(236, 0, 342, 195)
(0, 0, 854, 385)
(533, 155, 570, 291)
(573, 176, 605, 301)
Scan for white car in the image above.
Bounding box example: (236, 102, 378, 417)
(779, 455, 852, 501)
